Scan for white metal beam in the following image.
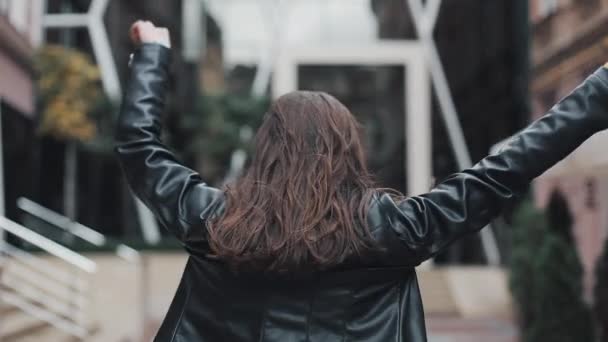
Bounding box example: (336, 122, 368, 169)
(251, 0, 290, 97)
(421, 0, 442, 35)
(42, 0, 120, 101)
(407, 0, 471, 168)
(406, 0, 500, 265)
(88, 0, 121, 101)
(42, 14, 88, 27)
(183, 0, 205, 62)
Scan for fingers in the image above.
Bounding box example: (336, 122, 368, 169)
(130, 20, 148, 45)
(129, 22, 141, 44)
(157, 28, 171, 48)
(130, 20, 154, 43)
(129, 20, 171, 48)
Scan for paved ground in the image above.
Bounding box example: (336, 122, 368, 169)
(427, 316, 518, 342)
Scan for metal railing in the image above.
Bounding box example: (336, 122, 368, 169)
(0, 216, 96, 339)
(17, 198, 140, 262)
(15, 197, 147, 338)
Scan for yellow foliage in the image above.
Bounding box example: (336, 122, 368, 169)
(36, 45, 102, 142)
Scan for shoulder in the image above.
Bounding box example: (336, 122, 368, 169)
(367, 191, 406, 228)
(182, 184, 226, 224)
(364, 190, 422, 266)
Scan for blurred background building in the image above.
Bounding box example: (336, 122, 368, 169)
(0, 1, 41, 225)
(529, 0, 608, 301)
(0, 0, 607, 341)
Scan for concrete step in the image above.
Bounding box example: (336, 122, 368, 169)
(1, 299, 20, 316)
(0, 283, 96, 341)
(427, 316, 518, 342)
(417, 267, 513, 318)
(418, 269, 459, 315)
(0, 308, 52, 341)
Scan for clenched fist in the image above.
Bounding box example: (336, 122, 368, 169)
(130, 20, 171, 49)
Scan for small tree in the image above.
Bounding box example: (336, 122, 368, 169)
(595, 236, 608, 341)
(36, 45, 102, 142)
(509, 198, 548, 341)
(509, 195, 595, 342)
(546, 191, 574, 245)
(35, 45, 109, 222)
(528, 234, 595, 342)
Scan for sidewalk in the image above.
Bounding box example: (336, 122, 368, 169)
(427, 316, 518, 342)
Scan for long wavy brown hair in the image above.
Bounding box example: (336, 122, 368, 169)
(207, 91, 377, 272)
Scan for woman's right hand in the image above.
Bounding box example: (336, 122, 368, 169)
(129, 20, 171, 49)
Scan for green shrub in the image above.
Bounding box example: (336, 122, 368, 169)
(528, 234, 595, 342)
(595, 237, 608, 341)
(509, 196, 595, 342)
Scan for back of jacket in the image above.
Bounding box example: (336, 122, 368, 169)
(154, 256, 425, 342)
(115, 44, 608, 342)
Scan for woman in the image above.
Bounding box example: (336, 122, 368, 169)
(116, 21, 608, 342)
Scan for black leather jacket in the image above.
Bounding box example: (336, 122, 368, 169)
(116, 44, 608, 342)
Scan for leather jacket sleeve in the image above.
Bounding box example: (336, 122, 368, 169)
(379, 67, 608, 264)
(115, 43, 223, 246)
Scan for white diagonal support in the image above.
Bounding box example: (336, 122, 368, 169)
(88, 0, 122, 101)
(43, 0, 120, 101)
(407, 0, 471, 168)
(421, 0, 441, 34)
(406, 0, 501, 265)
(251, 0, 290, 97)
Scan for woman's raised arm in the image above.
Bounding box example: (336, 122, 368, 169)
(379, 67, 608, 264)
(115, 23, 223, 249)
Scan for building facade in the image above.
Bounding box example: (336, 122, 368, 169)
(0, 0, 41, 117)
(0, 1, 43, 221)
(530, 0, 608, 299)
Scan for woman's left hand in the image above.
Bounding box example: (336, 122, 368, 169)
(129, 20, 171, 49)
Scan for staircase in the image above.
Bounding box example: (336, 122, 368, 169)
(0, 216, 97, 341)
(419, 266, 513, 318)
(1, 299, 51, 341)
(0, 198, 144, 341)
(418, 268, 460, 315)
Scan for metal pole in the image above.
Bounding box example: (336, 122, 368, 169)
(0, 100, 6, 301)
(0, 99, 5, 219)
(64, 143, 77, 222)
(406, 0, 501, 265)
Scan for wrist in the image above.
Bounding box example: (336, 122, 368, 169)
(147, 40, 170, 49)
(129, 43, 171, 68)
